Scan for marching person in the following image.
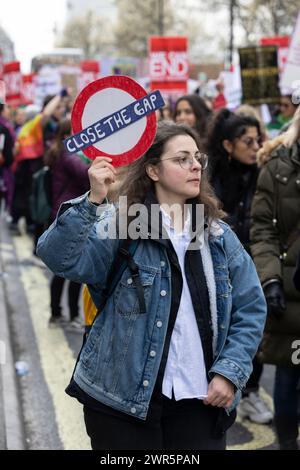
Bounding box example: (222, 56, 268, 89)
(37, 121, 266, 450)
(174, 94, 212, 148)
(207, 109, 261, 254)
(251, 106, 300, 450)
(207, 109, 273, 424)
(0, 103, 14, 218)
(294, 250, 300, 292)
(44, 119, 90, 331)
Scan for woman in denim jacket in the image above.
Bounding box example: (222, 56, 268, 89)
(37, 122, 267, 450)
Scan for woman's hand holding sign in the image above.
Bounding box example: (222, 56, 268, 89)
(88, 157, 117, 204)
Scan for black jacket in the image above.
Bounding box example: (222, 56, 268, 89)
(211, 159, 259, 252)
(294, 252, 300, 292)
(0, 123, 14, 169)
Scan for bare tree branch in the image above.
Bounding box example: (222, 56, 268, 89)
(56, 10, 114, 58)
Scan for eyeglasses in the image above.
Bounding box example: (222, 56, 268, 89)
(239, 137, 261, 148)
(160, 153, 208, 170)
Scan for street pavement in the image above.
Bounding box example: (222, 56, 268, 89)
(0, 215, 286, 450)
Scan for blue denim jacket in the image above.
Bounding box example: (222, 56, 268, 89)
(37, 193, 267, 420)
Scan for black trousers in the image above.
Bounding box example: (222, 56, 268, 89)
(12, 157, 43, 223)
(242, 355, 263, 397)
(83, 396, 226, 451)
(50, 275, 82, 320)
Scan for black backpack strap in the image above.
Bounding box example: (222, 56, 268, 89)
(90, 238, 145, 322)
(119, 244, 146, 314)
(106, 238, 137, 298)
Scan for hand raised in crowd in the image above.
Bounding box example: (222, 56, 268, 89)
(264, 281, 286, 319)
(88, 157, 117, 205)
(203, 374, 235, 408)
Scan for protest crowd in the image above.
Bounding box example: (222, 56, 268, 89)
(0, 3, 300, 453)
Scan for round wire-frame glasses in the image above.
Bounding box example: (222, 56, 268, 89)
(161, 153, 208, 171)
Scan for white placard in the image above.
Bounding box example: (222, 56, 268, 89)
(34, 66, 61, 108)
(281, 11, 300, 91)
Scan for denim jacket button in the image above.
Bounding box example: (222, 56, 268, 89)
(131, 407, 136, 414)
(156, 321, 163, 328)
(127, 278, 133, 285)
(160, 290, 167, 296)
(143, 380, 149, 387)
(150, 350, 156, 357)
(160, 261, 166, 267)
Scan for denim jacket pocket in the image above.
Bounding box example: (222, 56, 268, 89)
(80, 322, 104, 370)
(114, 266, 157, 317)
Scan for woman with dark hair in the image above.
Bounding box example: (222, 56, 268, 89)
(207, 108, 273, 426)
(174, 94, 212, 144)
(45, 119, 90, 331)
(37, 121, 266, 450)
(208, 109, 262, 251)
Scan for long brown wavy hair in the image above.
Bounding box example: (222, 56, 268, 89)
(116, 121, 224, 222)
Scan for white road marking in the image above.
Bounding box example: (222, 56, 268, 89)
(13, 234, 90, 450)
(228, 382, 276, 449)
(0, 241, 15, 263)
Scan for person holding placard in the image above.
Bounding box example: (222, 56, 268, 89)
(37, 120, 266, 450)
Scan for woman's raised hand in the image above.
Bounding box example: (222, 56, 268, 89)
(88, 157, 117, 204)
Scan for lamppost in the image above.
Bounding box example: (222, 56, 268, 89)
(229, 0, 236, 68)
(158, 0, 164, 35)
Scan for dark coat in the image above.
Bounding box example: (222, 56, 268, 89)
(250, 142, 300, 366)
(294, 252, 300, 291)
(0, 123, 14, 168)
(51, 151, 90, 220)
(211, 159, 259, 253)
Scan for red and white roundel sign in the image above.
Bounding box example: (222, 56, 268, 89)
(71, 75, 157, 167)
